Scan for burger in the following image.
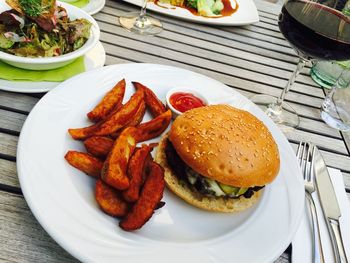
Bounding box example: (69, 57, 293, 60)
(155, 104, 280, 212)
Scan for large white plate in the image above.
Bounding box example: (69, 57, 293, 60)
(17, 63, 304, 263)
(0, 42, 106, 93)
(83, 0, 106, 15)
(121, 0, 259, 25)
(65, 0, 106, 15)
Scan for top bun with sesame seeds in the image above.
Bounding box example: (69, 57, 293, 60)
(169, 105, 280, 187)
(155, 104, 280, 212)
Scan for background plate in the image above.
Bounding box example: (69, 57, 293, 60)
(121, 0, 259, 25)
(17, 63, 304, 263)
(80, 0, 106, 15)
(0, 42, 106, 93)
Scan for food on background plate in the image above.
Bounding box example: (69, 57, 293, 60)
(65, 79, 169, 231)
(154, 0, 238, 17)
(0, 0, 91, 57)
(156, 104, 280, 212)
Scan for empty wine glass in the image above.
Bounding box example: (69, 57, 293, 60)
(321, 69, 350, 131)
(251, 0, 350, 129)
(119, 0, 163, 35)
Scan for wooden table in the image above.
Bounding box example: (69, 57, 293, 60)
(0, 0, 349, 262)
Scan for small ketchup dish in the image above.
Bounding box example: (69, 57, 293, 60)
(166, 88, 208, 118)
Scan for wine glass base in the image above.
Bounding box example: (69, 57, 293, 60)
(119, 12, 163, 35)
(250, 94, 300, 129)
(321, 99, 350, 131)
(321, 111, 350, 131)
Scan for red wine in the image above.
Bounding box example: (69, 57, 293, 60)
(278, 0, 350, 61)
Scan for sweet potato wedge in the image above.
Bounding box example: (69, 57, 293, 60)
(68, 88, 144, 140)
(87, 79, 126, 122)
(101, 127, 137, 190)
(123, 145, 154, 202)
(135, 110, 172, 142)
(110, 100, 146, 139)
(64, 151, 103, 178)
(132, 82, 166, 117)
(95, 179, 130, 217)
(119, 161, 165, 231)
(84, 136, 114, 159)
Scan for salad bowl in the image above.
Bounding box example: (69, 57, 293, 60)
(0, 1, 100, 70)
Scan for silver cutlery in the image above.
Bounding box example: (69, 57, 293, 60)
(313, 146, 348, 263)
(297, 142, 325, 263)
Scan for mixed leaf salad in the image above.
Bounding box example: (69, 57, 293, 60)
(157, 0, 225, 17)
(0, 0, 92, 57)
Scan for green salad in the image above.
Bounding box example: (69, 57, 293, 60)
(0, 0, 91, 57)
(157, 0, 225, 17)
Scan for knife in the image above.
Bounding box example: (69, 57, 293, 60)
(313, 147, 348, 263)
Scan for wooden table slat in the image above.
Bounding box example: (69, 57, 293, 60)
(0, 109, 26, 134)
(0, 191, 77, 263)
(96, 12, 319, 88)
(0, 90, 39, 113)
(98, 28, 320, 95)
(104, 5, 296, 54)
(102, 41, 325, 110)
(0, 133, 18, 158)
(0, 159, 18, 188)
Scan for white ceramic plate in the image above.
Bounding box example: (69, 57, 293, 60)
(83, 0, 106, 15)
(61, 0, 106, 15)
(0, 42, 106, 93)
(121, 0, 259, 25)
(17, 64, 304, 263)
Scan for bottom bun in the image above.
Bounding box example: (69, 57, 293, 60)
(155, 134, 261, 213)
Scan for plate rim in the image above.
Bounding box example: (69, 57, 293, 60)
(0, 41, 106, 93)
(17, 63, 304, 263)
(121, 0, 259, 25)
(81, 0, 106, 15)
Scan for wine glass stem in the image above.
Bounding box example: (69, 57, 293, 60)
(140, 0, 148, 18)
(322, 69, 349, 110)
(276, 58, 306, 108)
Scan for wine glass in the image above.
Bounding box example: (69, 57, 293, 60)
(251, 0, 350, 129)
(321, 69, 350, 131)
(119, 0, 163, 35)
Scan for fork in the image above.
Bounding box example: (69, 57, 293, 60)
(297, 142, 325, 263)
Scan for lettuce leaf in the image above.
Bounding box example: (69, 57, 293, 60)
(197, 0, 224, 16)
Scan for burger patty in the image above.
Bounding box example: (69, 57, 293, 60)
(164, 139, 263, 199)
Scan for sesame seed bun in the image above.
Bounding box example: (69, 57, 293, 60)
(169, 105, 280, 188)
(155, 133, 261, 213)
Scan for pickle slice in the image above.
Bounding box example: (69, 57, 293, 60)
(237, 187, 248, 196)
(218, 182, 240, 195)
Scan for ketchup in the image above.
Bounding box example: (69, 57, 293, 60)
(169, 92, 206, 113)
